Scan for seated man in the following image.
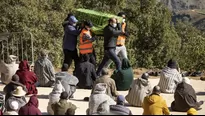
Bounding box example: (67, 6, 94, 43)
(171, 77, 204, 112)
(87, 83, 116, 115)
(34, 50, 55, 87)
(142, 86, 170, 115)
(111, 58, 133, 91)
(52, 92, 77, 115)
(158, 59, 183, 93)
(0, 55, 19, 84)
(16, 60, 38, 95)
(75, 54, 97, 89)
(3, 74, 27, 102)
(47, 80, 65, 115)
(55, 63, 79, 99)
(18, 95, 42, 115)
(110, 95, 133, 115)
(5, 86, 27, 112)
(91, 71, 119, 100)
(126, 73, 152, 107)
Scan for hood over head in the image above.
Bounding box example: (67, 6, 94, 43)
(27, 95, 39, 108)
(18, 60, 30, 71)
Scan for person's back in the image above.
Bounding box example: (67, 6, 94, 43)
(0, 55, 19, 84)
(158, 59, 182, 93)
(171, 77, 204, 112)
(142, 86, 170, 115)
(4, 101, 19, 115)
(76, 54, 97, 89)
(92, 74, 119, 100)
(55, 64, 79, 98)
(126, 73, 152, 107)
(19, 95, 42, 115)
(34, 50, 55, 87)
(16, 60, 38, 95)
(47, 80, 65, 115)
(111, 58, 133, 90)
(88, 83, 116, 115)
(52, 92, 77, 115)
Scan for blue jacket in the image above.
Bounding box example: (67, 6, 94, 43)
(63, 24, 80, 51)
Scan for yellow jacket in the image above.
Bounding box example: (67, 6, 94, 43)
(142, 94, 170, 115)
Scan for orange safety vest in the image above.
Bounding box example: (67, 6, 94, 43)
(117, 22, 126, 46)
(79, 29, 93, 54)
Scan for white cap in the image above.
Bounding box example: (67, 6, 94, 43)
(183, 77, 191, 85)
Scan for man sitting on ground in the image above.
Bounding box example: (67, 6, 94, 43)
(34, 50, 55, 87)
(158, 59, 183, 93)
(142, 86, 170, 115)
(75, 54, 97, 89)
(55, 63, 79, 99)
(91, 71, 119, 100)
(110, 95, 133, 115)
(126, 73, 152, 107)
(171, 77, 204, 112)
(52, 91, 77, 115)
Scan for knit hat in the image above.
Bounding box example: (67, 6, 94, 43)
(9, 101, 19, 111)
(8, 55, 17, 62)
(167, 59, 177, 69)
(187, 108, 197, 115)
(152, 86, 161, 94)
(11, 74, 19, 82)
(141, 73, 149, 80)
(61, 63, 69, 71)
(60, 91, 68, 100)
(69, 16, 78, 23)
(94, 83, 107, 94)
(117, 95, 125, 104)
(12, 86, 26, 97)
(183, 77, 191, 85)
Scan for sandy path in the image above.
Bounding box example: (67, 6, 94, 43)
(0, 78, 205, 115)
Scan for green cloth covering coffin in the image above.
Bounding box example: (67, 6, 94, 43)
(75, 8, 123, 36)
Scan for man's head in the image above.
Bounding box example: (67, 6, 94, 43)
(141, 73, 149, 80)
(60, 91, 68, 100)
(118, 12, 126, 23)
(116, 95, 125, 105)
(84, 20, 93, 31)
(61, 63, 69, 72)
(40, 50, 48, 58)
(152, 86, 161, 95)
(108, 18, 117, 28)
(167, 59, 177, 69)
(11, 74, 20, 82)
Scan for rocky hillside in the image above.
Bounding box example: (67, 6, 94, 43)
(159, 0, 205, 11)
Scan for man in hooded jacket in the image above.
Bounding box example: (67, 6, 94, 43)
(18, 95, 42, 115)
(16, 60, 38, 95)
(171, 77, 204, 111)
(34, 50, 55, 87)
(126, 73, 152, 107)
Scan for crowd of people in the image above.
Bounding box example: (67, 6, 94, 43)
(0, 11, 203, 115)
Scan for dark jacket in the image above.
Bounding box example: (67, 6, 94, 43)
(171, 82, 200, 112)
(52, 99, 77, 115)
(19, 95, 42, 115)
(111, 59, 133, 90)
(103, 24, 122, 49)
(63, 24, 80, 51)
(16, 60, 38, 95)
(3, 81, 27, 102)
(110, 105, 133, 115)
(76, 61, 97, 89)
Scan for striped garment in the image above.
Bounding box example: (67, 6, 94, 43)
(125, 78, 152, 107)
(158, 67, 183, 93)
(34, 57, 55, 87)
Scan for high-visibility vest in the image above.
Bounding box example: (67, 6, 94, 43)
(79, 29, 93, 54)
(117, 22, 126, 46)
